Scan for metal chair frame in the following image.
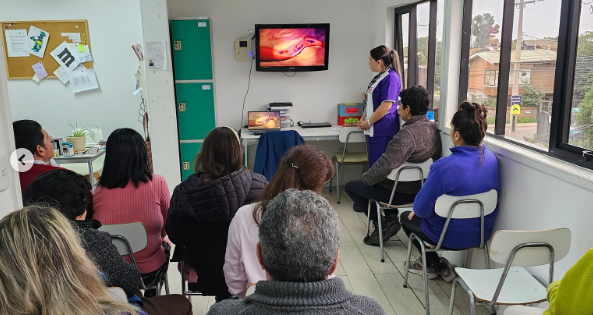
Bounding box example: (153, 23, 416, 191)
(329, 128, 368, 203)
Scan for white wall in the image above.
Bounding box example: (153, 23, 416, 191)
(169, 0, 377, 128)
(0, 0, 145, 141)
(0, 32, 23, 218)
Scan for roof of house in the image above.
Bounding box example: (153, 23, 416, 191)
(469, 49, 557, 64)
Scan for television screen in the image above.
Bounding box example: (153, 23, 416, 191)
(255, 24, 330, 72)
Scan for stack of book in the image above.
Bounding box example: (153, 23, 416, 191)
(268, 104, 292, 129)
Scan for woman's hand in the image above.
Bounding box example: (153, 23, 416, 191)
(408, 211, 416, 221)
(358, 120, 371, 131)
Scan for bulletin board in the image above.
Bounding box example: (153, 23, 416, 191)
(1, 20, 92, 79)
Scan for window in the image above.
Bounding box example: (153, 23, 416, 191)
(394, 0, 442, 108)
(459, 0, 593, 168)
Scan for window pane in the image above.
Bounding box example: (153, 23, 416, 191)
(417, 2, 430, 88)
(569, 1, 593, 150)
(466, 1, 504, 132)
(402, 13, 410, 88)
(504, 0, 561, 149)
(434, 0, 444, 110)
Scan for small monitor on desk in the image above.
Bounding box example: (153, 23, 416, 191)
(248, 111, 281, 134)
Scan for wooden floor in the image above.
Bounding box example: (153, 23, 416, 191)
(166, 187, 491, 315)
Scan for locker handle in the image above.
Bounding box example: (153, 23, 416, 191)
(183, 162, 190, 170)
(174, 41, 182, 50)
(179, 103, 186, 112)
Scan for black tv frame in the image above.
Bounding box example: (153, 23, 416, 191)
(255, 23, 330, 72)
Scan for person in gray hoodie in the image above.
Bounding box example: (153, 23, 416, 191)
(345, 86, 442, 246)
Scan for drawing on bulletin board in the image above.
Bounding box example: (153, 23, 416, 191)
(1, 20, 92, 79)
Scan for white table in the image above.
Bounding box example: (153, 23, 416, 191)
(53, 150, 106, 191)
(240, 126, 341, 166)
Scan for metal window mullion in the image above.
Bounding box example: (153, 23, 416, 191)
(426, 0, 438, 108)
(409, 6, 418, 87)
(494, 0, 516, 136)
(458, 0, 473, 105)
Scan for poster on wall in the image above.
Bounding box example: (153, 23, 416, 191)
(24, 26, 50, 58)
(50, 41, 81, 73)
(145, 41, 167, 70)
(4, 29, 30, 57)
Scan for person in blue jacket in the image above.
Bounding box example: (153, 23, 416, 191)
(401, 102, 500, 282)
(358, 45, 403, 167)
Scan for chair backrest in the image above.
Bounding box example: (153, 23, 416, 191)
(338, 127, 365, 143)
(489, 228, 571, 266)
(435, 189, 498, 219)
(98, 222, 147, 255)
(386, 158, 433, 182)
(107, 287, 128, 302)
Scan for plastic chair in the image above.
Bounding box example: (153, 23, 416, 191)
(329, 127, 368, 203)
(99, 222, 170, 295)
(403, 189, 498, 315)
(449, 228, 571, 315)
(367, 159, 433, 262)
(170, 244, 208, 298)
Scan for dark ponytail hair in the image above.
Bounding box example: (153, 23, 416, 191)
(370, 45, 402, 79)
(451, 102, 489, 163)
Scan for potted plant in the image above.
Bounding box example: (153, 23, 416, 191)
(66, 122, 96, 153)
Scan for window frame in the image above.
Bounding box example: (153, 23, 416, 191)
(458, 0, 593, 169)
(394, 0, 440, 108)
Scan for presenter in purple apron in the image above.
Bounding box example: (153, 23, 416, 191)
(358, 45, 403, 167)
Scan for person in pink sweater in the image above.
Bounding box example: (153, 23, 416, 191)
(93, 128, 171, 294)
(223, 145, 334, 298)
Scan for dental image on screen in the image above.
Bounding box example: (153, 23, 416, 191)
(258, 28, 326, 67)
(248, 111, 281, 130)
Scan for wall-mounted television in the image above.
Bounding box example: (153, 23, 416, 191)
(255, 23, 330, 72)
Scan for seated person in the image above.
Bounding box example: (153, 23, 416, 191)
(401, 102, 500, 282)
(12, 119, 64, 192)
(208, 190, 386, 315)
(93, 128, 171, 295)
(166, 126, 268, 301)
(224, 145, 334, 298)
(345, 86, 442, 245)
(504, 246, 593, 315)
(0, 205, 146, 315)
(23, 169, 192, 315)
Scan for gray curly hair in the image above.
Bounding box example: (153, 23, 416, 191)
(258, 189, 340, 282)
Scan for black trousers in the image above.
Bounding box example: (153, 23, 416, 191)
(400, 211, 447, 272)
(345, 180, 416, 221)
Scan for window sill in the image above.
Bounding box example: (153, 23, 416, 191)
(484, 136, 593, 193)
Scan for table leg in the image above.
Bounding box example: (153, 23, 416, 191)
(243, 139, 248, 168)
(88, 160, 95, 192)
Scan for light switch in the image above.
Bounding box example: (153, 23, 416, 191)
(0, 154, 9, 191)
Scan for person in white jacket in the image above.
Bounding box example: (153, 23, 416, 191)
(223, 145, 334, 298)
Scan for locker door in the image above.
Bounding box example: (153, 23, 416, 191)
(179, 142, 202, 181)
(176, 83, 216, 141)
(170, 19, 213, 80)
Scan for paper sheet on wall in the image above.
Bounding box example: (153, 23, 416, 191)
(4, 29, 30, 57)
(145, 41, 167, 70)
(32, 62, 48, 79)
(51, 41, 81, 73)
(69, 67, 98, 93)
(68, 43, 92, 63)
(61, 32, 81, 43)
(25, 26, 50, 58)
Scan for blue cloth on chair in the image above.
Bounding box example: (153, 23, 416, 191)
(253, 130, 305, 181)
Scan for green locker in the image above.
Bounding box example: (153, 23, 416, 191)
(176, 82, 216, 140)
(170, 19, 213, 80)
(180, 142, 202, 181)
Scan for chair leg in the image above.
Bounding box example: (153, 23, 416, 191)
(366, 200, 372, 237)
(448, 278, 458, 315)
(336, 162, 341, 204)
(329, 160, 334, 192)
(403, 234, 415, 288)
(453, 277, 477, 315)
(463, 249, 471, 268)
(376, 202, 384, 262)
(164, 272, 170, 295)
(156, 280, 162, 296)
(419, 243, 430, 315)
(484, 243, 491, 269)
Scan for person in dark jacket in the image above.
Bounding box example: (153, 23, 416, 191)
(23, 169, 193, 315)
(167, 126, 268, 301)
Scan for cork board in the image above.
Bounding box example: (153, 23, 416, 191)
(1, 20, 92, 79)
